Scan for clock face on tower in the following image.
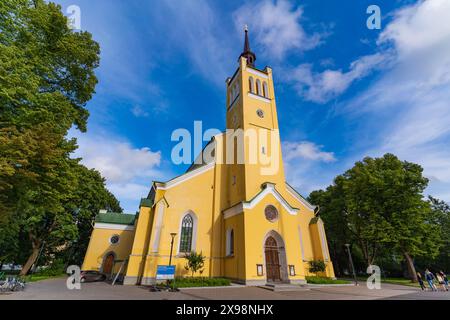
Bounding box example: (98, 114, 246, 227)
(256, 109, 264, 118)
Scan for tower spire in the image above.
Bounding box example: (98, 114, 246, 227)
(239, 25, 256, 67)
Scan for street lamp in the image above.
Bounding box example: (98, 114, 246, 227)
(345, 243, 358, 286)
(169, 233, 177, 266)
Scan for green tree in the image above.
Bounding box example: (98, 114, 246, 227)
(0, 0, 101, 275)
(309, 182, 355, 276)
(184, 252, 205, 278)
(309, 154, 442, 282)
(62, 164, 122, 266)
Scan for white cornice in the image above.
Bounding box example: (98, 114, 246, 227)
(223, 203, 244, 219)
(248, 92, 271, 103)
(285, 183, 316, 211)
(155, 162, 215, 191)
(94, 223, 135, 231)
(247, 68, 269, 79)
(223, 183, 299, 218)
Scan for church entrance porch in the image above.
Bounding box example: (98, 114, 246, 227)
(263, 231, 289, 284)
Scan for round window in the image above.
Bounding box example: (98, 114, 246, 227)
(110, 235, 120, 245)
(265, 205, 279, 222)
(256, 109, 264, 118)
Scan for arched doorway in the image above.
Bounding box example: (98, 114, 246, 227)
(265, 236, 281, 282)
(102, 253, 115, 275)
(263, 231, 289, 283)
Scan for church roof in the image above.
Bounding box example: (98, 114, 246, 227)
(95, 212, 136, 225)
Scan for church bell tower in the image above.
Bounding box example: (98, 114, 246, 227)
(225, 27, 286, 203)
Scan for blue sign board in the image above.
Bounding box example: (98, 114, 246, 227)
(156, 265, 176, 280)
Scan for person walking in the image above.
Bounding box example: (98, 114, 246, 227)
(425, 269, 437, 291)
(439, 271, 449, 291)
(416, 272, 426, 290)
(436, 272, 448, 291)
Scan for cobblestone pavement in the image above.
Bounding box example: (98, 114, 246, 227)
(1, 278, 449, 300)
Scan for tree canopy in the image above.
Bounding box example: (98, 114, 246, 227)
(309, 153, 447, 281)
(0, 0, 121, 274)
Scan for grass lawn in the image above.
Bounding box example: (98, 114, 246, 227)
(381, 277, 421, 288)
(168, 277, 231, 288)
(1, 272, 66, 283)
(339, 276, 421, 288)
(25, 274, 66, 282)
(306, 276, 351, 284)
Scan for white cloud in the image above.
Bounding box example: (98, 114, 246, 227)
(152, 0, 232, 86)
(73, 133, 161, 184)
(131, 105, 149, 118)
(233, 0, 323, 59)
(378, 0, 450, 56)
(283, 141, 336, 162)
(343, 0, 450, 203)
(282, 141, 337, 196)
(289, 52, 389, 103)
(70, 130, 165, 212)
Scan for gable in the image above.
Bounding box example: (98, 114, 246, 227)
(223, 182, 299, 219)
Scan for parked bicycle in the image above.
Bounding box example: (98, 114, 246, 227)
(0, 276, 26, 292)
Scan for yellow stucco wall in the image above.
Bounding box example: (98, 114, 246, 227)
(81, 227, 135, 274)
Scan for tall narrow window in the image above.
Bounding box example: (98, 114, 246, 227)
(256, 79, 262, 96)
(248, 77, 254, 93)
(230, 229, 234, 255)
(263, 82, 269, 98)
(226, 228, 234, 256)
(179, 214, 194, 253)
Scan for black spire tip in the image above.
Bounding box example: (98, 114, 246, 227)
(239, 25, 256, 67)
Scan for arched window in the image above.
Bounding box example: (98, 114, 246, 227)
(179, 214, 194, 253)
(263, 82, 269, 98)
(248, 77, 254, 93)
(226, 228, 234, 256)
(256, 79, 262, 96)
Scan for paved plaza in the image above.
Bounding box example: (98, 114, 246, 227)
(1, 278, 449, 300)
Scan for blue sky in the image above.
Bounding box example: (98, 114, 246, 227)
(54, 0, 450, 212)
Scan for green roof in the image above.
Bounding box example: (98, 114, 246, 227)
(139, 198, 153, 208)
(95, 212, 136, 225)
(309, 216, 320, 225)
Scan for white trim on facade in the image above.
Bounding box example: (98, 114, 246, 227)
(150, 202, 166, 253)
(223, 183, 299, 218)
(223, 203, 244, 219)
(318, 220, 330, 261)
(247, 68, 269, 79)
(243, 183, 298, 215)
(248, 92, 271, 103)
(285, 183, 316, 212)
(94, 223, 134, 231)
(155, 162, 215, 191)
(298, 226, 306, 262)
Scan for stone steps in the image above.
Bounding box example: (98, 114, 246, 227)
(259, 283, 310, 292)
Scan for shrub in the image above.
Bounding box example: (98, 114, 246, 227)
(35, 259, 65, 276)
(169, 277, 230, 288)
(183, 251, 205, 277)
(308, 260, 327, 273)
(305, 276, 350, 284)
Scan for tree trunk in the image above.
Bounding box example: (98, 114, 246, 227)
(20, 244, 40, 276)
(403, 252, 417, 282)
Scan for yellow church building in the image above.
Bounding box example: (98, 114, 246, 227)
(82, 29, 335, 286)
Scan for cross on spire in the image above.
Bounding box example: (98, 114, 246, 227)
(239, 25, 256, 67)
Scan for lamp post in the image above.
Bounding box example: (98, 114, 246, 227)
(169, 233, 177, 266)
(345, 243, 358, 286)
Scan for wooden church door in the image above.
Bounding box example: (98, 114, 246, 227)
(265, 236, 281, 282)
